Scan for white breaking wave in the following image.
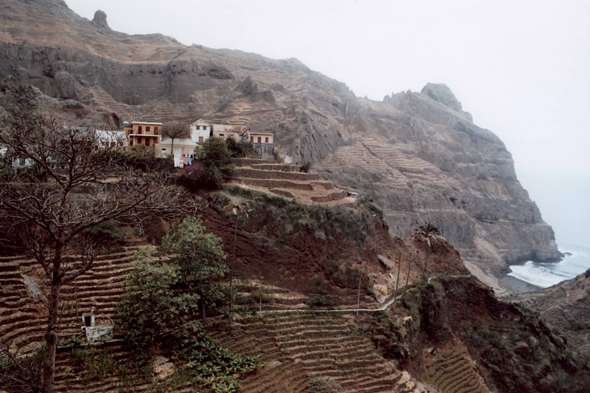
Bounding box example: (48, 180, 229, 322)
(508, 248, 590, 288)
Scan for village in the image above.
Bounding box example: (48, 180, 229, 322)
(119, 120, 275, 167)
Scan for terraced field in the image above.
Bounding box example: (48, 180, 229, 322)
(230, 158, 354, 205)
(208, 312, 405, 393)
(423, 354, 490, 393)
(0, 241, 150, 353)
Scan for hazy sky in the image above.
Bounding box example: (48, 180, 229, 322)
(66, 0, 590, 181)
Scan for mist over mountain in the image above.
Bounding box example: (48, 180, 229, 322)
(0, 0, 562, 292)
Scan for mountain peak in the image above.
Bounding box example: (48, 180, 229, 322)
(421, 83, 463, 112)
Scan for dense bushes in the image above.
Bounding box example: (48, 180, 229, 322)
(114, 145, 173, 172)
(83, 220, 126, 245)
(115, 217, 260, 392)
(226, 137, 254, 158)
(221, 185, 378, 245)
(179, 137, 235, 190)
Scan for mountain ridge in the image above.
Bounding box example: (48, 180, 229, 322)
(0, 0, 561, 293)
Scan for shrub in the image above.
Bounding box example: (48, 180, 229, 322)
(241, 289, 273, 305)
(309, 376, 341, 393)
(299, 160, 313, 173)
(83, 220, 126, 245)
(226, 137, 253, 158)
(68, 334, 83, 348)
(179, 137, 235, 190)
(0, 342, 45, 393)
(113, 145, 173, 172)
(306, 295, 334, 308)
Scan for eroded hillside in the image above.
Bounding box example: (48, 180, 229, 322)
(0, 0, 561, 293)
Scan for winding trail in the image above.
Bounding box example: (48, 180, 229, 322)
(258, 274, 472, 315)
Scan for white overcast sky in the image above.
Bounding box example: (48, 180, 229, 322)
(65, 0, 590, 180)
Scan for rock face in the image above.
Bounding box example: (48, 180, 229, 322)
(0, 0, 561, 290)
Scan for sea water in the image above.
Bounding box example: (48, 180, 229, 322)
(508, 172, 590, 288)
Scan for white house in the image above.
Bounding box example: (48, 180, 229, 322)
(95, 130, 128, 148)
(155, 138, 197, 168)
(190, 119, 212, 145)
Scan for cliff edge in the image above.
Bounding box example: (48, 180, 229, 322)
(0, 0, 561, 293)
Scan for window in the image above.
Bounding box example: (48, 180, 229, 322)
(258, 137, 262, 143)
(138, 126, 142, 134)
(219, 133, 224, 138)
(146, 127, 150, 132)
(195, 126, 200, 130)
(154, 127, 159, 132)
(161, 148, 167, 157)
(19, 158, 25, 166)
(265, 137, 269, 143)
(145, 139, 150, 146)
(198, 136, 204, 143)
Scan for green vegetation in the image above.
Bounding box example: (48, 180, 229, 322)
(115, 144, 173, 172)
(179, 137, 235, 190)
(306, 295, 334, 308)
(368, 311, 402, 358)
(221, 185, 379, 245)
(226, 136, 253, 158)
(299, 160, 313, 173)
(83, 220, 126, 245)
(0, 343, 45, 393)
(241, 289, 274, 305)
(115, 217, 260, 392)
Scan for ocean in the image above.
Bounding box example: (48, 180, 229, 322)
(508, 172, 590, 288)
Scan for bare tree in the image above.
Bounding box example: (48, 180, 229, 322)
(0, 111, 200, 393)
(161, 124, 191, 155)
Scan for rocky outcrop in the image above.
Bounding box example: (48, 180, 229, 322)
(92, 10, 110, 30)
(0, 0, 561, 291)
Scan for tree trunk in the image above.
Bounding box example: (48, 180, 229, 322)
(402, 258, 411, 300)
(424, 248, 430, 277)
(200, 297, 206, 325)
(395, 253, 402, 295)
(41, 282, 61, 393)
(230, 216, 238, 288)
(356, 271, 362, 316)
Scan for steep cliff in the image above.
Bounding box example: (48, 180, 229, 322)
(0, 0, 561, 291)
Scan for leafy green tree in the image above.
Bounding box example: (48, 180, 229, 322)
(115, 249, 200, 351)
(115, 219, 260, 392)
(158, 216, 232, 324)
(180, 137, 234, 190)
